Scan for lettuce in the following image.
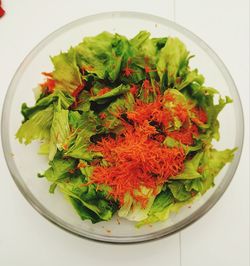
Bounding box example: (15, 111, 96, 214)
(199, 147, 236, 194)
(49, 101, 70, 160)
(89, 84, 130, 104)
(76, 32, 130, 82)
(118, 186, 161, 221)
(171, 152, 203, 180)
(58, 180, 117, 222)
(64, 111, 102, 160)
(21, 90, 74, 121)
(157, 37, 190, 88)
(136, 190, 174, 227)
(16, 105, 54, 144)
(51, 48, 82, 93)
(136, 190, 198, 227)
(99, 91, 135, 130)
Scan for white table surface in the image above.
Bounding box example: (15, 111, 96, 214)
(0, 1, 249, 266)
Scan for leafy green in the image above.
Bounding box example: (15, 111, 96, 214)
(16, 105, 54, 144)
(157, 37, 190, 88)
(137, 190, 199, 227)
(49, 101, 70, 160)
(199, 147, 236, 194)
(136, 189, 174, 227)
(21, 90, 74, 121)
(43, 154, 76, 183)
(51, 48, 82, 93)
(64, 111, 102, 160)
(76, 32, 130, 82)
(171, 152, 203, 180)
(100, 91, 135, 130)
(176, 69, 204, 90)
(168, 181, 193, 201)
(89, 84, 130, 104)
(58, 176, 118, 222)
(118, 186, 161, 221)
(187, 85, 232, 142)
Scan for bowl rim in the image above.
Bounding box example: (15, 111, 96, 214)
(1, 11, 244, 244)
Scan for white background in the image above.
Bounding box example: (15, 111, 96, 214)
(0, 1, 249, 266)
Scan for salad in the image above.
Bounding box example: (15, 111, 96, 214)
(16, 31, 236, 227)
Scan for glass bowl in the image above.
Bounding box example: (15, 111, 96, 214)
(1, 11, 244, 243)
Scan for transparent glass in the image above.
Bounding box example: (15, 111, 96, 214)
(1, 12, 244, 243)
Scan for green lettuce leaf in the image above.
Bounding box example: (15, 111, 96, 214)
(76, 32, 130, 82)
(176, 69, 204, 90)
(130, 31, 167, 64)
(100, 91, 135, 131)
(118, 186, 161, 221)
(136, 189, 174, 227)
(171, 152, 203, 180)
(168, 181, 193, 201)
(64, 111, 102, 160)
(49, 101, 70, 160)
(43, 154, 76, 183)
(51, 48, 82, 93)
(21, 90, 74, 121)
(58, 176, 118, 222)
(199, 147, 236, 194)
(16, 105, 54, 144)
(89, 84, 130, 104)
(187, 86, 232, 142)
(157, 37, 189, 88)
(136, 190, 199, 227)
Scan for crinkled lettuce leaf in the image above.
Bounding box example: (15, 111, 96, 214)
(49, 101, 70, 160)
(118, 186, 161, 221)
(42, 154, 117, 222)
(136, 189, 174, 227)
(136, 189, 199, 227)
(16, 105, 54, 144)
(186, 85, 232, 142)
(21, 90, 74, 121)
(171, 152, 203, 180)
(58, 175, 118, 222)
(99, 91, 135, 131)
(51, 48, 82, 93)
(157, 37, 190, 88)
(90, 84, 130, 104)
(199, 147, 236, 194)
(75, 32, 130, 82)
(64, 111, 102, 160)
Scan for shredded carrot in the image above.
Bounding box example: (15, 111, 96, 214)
(70, 83, 85, 109)
(99, 112, 107, 119)
(191, 106, 208, 125)
(71, 83, 84, 98)
(126, 96, 172, 128)
(130, 84, 137, 95)
(97, 87, 111, 96)
(62, 143, 69, 150)
(86, 90, 201, 206)
(42, 72, 53, 77)
(40, 78, 56, 93)
(89, 121, 185, 206)
(168, 124, 199, 145)
(174, 104, 188, 123)
(81, 65, 94, 73)
(123, 59, 134, 77)
(77, 162, 87, 168)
